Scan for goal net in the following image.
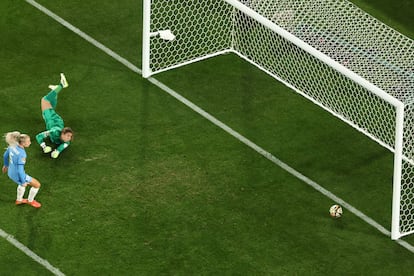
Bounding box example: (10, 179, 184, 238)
(142, 0, 414, 239)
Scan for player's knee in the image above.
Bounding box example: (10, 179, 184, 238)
(41, 98, 52, 111)
(31, 178, 41, 188)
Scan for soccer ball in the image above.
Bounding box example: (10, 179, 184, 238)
(329, 204, 343, 218)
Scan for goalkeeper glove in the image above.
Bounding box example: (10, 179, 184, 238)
(51, 150, 60, 159)
(43, 146, 52, 153)
(40, 142, 52, 153)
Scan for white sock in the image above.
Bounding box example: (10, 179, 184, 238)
(17, 185, 26, 201)
(28, 187, 39, 202)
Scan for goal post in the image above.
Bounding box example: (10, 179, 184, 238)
(142, 0, 414, 239)
(142, 0, 234, 78)
(392, 105, 404, 240)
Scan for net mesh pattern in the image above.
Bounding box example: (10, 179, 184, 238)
(145, 0, 414, 237)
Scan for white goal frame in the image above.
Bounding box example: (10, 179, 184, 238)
(142, 0, 414, 240)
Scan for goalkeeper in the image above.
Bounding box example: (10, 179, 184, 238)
(36, 73, 74, 158)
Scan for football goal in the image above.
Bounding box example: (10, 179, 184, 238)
(142, 0, 414, 239)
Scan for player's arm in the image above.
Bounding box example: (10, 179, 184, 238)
(2, 148, 10, 173)
(36, 131, 49, 144)
(16, 156, 26, 185)
(36, 131, 52, 153)
(16, 164, 27, 185)
(3, 148, 10, 167)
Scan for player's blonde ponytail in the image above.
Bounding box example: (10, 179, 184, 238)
(5, 131, 21, 146)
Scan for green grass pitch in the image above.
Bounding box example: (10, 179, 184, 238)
(0, 0, 413, 274)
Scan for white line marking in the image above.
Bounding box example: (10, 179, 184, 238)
(0, 229, 65, 275)
(25, 0, 141, 75)
(25, 0, 414, 254)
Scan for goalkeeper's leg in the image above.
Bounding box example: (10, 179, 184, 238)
(41, 73, 69, 111)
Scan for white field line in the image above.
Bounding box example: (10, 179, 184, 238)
(24, 0, 414, 256)
(0, 229, 65, 276)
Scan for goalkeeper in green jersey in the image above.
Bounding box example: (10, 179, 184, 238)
(36, 73, 74, 159)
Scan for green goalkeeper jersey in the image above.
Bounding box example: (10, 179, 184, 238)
(36, 108, 71, 153)
(36, 128, 71, 153)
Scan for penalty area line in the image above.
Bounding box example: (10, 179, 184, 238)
(0, 229, 65, 276)
(25, 0, 414, 254)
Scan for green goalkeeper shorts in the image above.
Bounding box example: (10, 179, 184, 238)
(42, 108, 65, 130)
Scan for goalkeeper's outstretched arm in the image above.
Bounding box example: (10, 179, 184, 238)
(36, 131, 53, 153)
(36, 131, 49, 144)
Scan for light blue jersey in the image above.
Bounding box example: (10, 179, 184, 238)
(3, 146, 32, 185)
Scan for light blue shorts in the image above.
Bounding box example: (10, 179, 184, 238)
(13, 175, 32, 186)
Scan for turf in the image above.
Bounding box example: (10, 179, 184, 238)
(0, 0, 413, 274)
